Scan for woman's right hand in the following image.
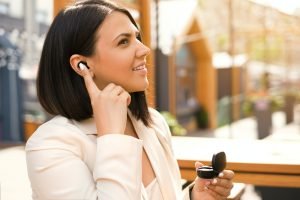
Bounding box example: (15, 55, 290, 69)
(192, 162, 234, 200)
(80, 65, 131, 137)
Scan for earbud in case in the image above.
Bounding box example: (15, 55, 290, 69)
(197, 151, 226, 179)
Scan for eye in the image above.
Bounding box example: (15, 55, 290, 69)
(118, 38, 129, 46)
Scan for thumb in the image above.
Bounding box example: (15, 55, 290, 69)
(195, 161, 204, 170)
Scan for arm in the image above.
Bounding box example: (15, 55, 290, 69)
(26, 134, 143, 200)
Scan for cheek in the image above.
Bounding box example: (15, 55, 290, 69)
(94, 57, 132, 85)
(91, 46, 137, 89)
(103, 50, 133, 73)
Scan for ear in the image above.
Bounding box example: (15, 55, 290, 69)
(70, 54, 95, 78)
(70, 54, 83, 75)
(69, 54, 90, 76)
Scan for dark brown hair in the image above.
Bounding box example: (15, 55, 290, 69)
(37, 0, 151, 126)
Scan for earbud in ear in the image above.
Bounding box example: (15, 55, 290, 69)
(77, 61, 89, 70)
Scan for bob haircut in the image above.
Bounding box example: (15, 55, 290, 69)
(37, 0, 152, 126)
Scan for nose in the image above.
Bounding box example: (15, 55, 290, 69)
(136, 42, 150, 58)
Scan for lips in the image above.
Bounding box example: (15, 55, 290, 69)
(132, 62, 146, 71)
(132, 65, 146, 71)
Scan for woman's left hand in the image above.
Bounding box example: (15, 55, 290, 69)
(191, 161, 235, 200)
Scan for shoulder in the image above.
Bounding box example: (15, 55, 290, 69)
(148, 108, 168, 128)
(148, 107, 164, 121)
(148, 107, 172, 138)
(25, 116, 87, 154)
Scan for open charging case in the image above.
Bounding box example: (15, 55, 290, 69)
(197, 151, 226, 179)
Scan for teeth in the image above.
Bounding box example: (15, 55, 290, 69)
(133, 65, 145, 71)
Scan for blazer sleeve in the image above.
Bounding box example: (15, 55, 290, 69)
(26, 134, 143, 200)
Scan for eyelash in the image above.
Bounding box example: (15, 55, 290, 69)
(118, 35, 141, 46)
(118, 38, 129, 46)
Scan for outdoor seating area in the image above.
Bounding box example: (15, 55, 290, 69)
(1, 0, 300, 200)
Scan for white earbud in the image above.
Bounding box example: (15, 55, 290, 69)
(79, 62, 86, 71)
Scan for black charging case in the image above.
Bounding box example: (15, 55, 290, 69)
(197, 151, 226, 179)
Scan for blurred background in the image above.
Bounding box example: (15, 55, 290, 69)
(1, 0, 300, 141)
(0, 0, 300, 199)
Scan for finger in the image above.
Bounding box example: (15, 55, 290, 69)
(219, 170, 235, 180)
(110, 85, 124, 97)
(208, 184, 231, 197)
(80, 63, 99, 99)
(193, 177, 212, 193)
(119, 91, 131, 106)
(205, 188, 225, 200)
(208, 177, 233, 197)
(212, 177, 233, 189)
(127, 93, 131, 106)
(195, 161, 204, 170)
(102, 83, 116, 93)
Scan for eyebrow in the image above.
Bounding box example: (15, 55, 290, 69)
(113, 31, 140, 41)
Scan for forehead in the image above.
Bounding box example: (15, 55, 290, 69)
(97, 11, 138, 40)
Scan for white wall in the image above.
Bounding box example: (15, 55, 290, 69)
(0, 0, 53, 24)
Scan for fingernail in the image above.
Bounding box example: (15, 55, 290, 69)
(212, 178, 217, 185)
(218, 172, 224, 177)
(204, 186, 208, 190)
(205, 181, 211, 186)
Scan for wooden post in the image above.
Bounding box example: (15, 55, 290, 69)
(228, 0, 240, 123)
(139, 0, 155, 107)
(53, 0, 74, 17)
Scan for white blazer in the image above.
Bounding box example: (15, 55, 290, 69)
(26, 108, 192, 200)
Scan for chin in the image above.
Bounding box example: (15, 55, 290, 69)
(128, 87, 147, 93)
(127, 82, 149, 93)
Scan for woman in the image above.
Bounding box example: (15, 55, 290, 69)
(26, 0, 234, 199)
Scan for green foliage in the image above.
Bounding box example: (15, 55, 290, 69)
(197, 0, 205, 8)
(160, 111, 187, 136)
(242, 95, 284, 116)
(249, 36, 283, 62)
(216, 34, 229, 51)
(217, 97, 231, 127)
(242, 99, 253, 117)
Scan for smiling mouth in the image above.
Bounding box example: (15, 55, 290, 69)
(132, 65, 146, 71)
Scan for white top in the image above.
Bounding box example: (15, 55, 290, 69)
(145, 178, 163, 200)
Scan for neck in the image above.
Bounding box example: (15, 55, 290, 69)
(125, 117, 138, 138)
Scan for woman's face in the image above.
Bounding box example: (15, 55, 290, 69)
(87, 11, 150, 92)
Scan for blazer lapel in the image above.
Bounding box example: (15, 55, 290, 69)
(128, 112, 177, 200)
